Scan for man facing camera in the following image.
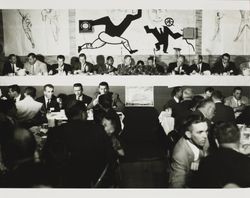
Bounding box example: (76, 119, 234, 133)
(2, 54, 23, 76)
(66, 83, 92, 108)
(36, 84, 60, 113)
(24, 53, 48, 75)
(212, 53, 238, 75)
(49, 55, 72, 75)
(189, 55, 210, 75)
(88, 81, 125, 112)
(167, 55, 190, 75)
(73, 53, 94, 74)
(169, 114, 208, 188)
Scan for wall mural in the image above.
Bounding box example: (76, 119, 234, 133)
(2, 9, 70, 56)
(202, 10, 250, 55)
(76, 9, 197, 55)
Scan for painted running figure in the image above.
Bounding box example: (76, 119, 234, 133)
(78, 9, 142, 54)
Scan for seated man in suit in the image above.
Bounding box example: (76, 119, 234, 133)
(117, 55, 134, 75)
(88, 81, 125, 112)
(189, 55, 210, 75)
(195, 122, 250, 188)
(66, 83, 92, 108)
(200, 87, 214, 99)
(73, 53, 94, 74)
(36, 84, 60, 113)
(211, 90, 235, 124)
(24, 53, 48, 76)
(169, 114, 208, 188)
(212, 53, 238, 75)
(146, 56, 165, 75)
(104, 56, 117, 75)
(48, 55, 72, 75)
(224, 87, 249, 118)
(8, 84, 24, 103)
(167, 55, 190, 75)
(2, 54, 23, 76)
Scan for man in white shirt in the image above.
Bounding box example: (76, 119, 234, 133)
(24, 53, 48, 75)
(16, 86, 43, 122)
(8, 84, 24, 103)
(169, 114, 208, 188)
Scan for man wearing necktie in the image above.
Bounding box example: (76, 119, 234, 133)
(2, 54, 23, 76)
(190, 55, 210, 75)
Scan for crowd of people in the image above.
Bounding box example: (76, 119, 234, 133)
(0, 82, 250, 188)
(2, 52, 250, 76)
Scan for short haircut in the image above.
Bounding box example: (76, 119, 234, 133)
(8, 84, 21, 94)
(178, 55, 185, 60)
(103, 109, 122, 135)
(148, 56, 154, 61)
(43, 84, 54, 91)
(124, 55, 131, 60)
(197, 98, 214, 109)
(106, 56, 113, 61)
(212, 90, 223, 101)
(27, 53, 36, 59)
(182, 88, 194, 99)
(171, 86, 182, 97)
(198, 55, 203, 60)
(8, 54, 16, 59)
(73, 83, 83, 90)
(214, 122, 240, 144)
(205, 87, 214, 93)
(65, 100, 87, 120)
(57, 55, 65, 61)
(222, 53, 230, 60)
(183, 114, 206, 132)
(79, 53, 86, 59)
(99, 81, 109, 89)
(136, 60, 144, 66)
(24, 86, 36, 98)
(190, 95, 204, 110)
(233, 87, 242, 93)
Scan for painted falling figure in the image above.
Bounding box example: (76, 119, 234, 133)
(212, 11, 224, 41)
(18, 10, 35, 48)
(78, 9, 142, 54)
(234, 10, 250, 42)
(144, 17, 182, 53)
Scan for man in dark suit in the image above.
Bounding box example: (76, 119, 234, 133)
(73, 53, 94, 74)
(2, 54, 23, 76)
(48, 55, 72, 75)
(212, 53, 238, 75)
(167, 55, 190, 75)
(66, 83, 92, 109)
(8, 84, 25, 103)
(236, 106, 250, 126)
(189, 55, 210, 75)
(211, 90, 235, 124)
(195, 122, 250, 188)
(36, 84, 60, 113)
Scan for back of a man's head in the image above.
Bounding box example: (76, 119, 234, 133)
(182, 88, 194, 100)
(24, 86, 36, 98)
(65, 101, 87, 121)
(1, 127, 36, 169)
(214, 122, 240, 147)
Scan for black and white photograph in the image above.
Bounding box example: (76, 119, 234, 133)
(0, 0, 250, 197)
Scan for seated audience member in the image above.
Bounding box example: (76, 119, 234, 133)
(169, 114, 208, 188)
(15, 87, 44, 126)
(88, 82, 125, 112)
(147, 56, 165, 75)
(224, 87, 249, 118)
(24, 53, 48, 75)
(195, 122, 250, 188)
(200, 87, 214, 99)
(2, 54, 23, 76)
(7, 84, 24, 103)
(105, 56, 117, 74)
(0, 127, 50, 187)
(0, 99, 17, 125)
(158, 104, 175, 136)
(236, 106, 250, 126)
(239, 61, 250, 76)
(193, 99, 216, 124)
(211, 53, 238, 75)
(190, 95, 205, 112)
(117, 55, 134, 75)
(36, 84, 60, 113)
(73, 53, 94, 74)
(165, 87, 183, 118)
(167, 55, 190, 75)
(48, 55, 72, 75)
(66, 83, 92, 108)
(189, 55, 210, 75)
(42, 101, 115, 188)
(95, 55, 106, 74)
(211, 90, 235, 124)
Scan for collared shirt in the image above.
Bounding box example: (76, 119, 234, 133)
(44, 96, 51, 108)
(14, 94, 22, 103)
